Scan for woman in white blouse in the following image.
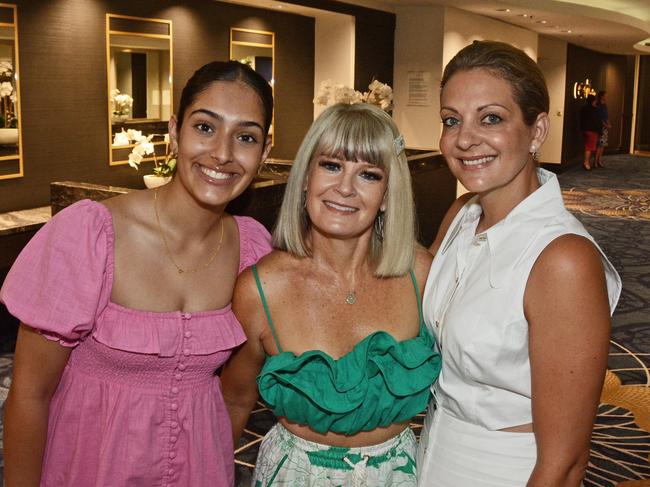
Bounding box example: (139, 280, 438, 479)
(417, 41, 621, 486)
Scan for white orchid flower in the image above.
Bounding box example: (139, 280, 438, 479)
(127, 129, 143, 142)
(132, 144, 147, 157)
(128, 151, 143, 169)
(112, 129, 130, 146)
(141, 138, 155, 155)
(0, 81, 13, 98)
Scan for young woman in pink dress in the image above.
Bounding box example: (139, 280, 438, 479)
(1, 61, 273, 487)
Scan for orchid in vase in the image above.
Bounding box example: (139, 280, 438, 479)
(112, 129, 177, 188)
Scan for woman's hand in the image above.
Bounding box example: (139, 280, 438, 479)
(525, 235, 611, 487)
(221, 267, 268, 445)
(4, 324, 71, 487)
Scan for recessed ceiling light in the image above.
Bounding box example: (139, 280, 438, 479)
(496, 8, 511, 12)
(537, 20, 547, 24)
(518, 13, 529, 17)
(561, 29, 572, 33)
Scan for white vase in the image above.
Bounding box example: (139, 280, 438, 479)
(143, 174, 172, 189)
(0, 128, 18, 145)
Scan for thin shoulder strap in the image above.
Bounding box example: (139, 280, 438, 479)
(251, 265, 283, 353)
(409, 269, 425, 326)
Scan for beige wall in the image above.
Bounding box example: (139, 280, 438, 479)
(314, 12, 355, 119)
(538, 35, 567, 164)
(392, 5, 445, 150)
(442, 8, 538, 68)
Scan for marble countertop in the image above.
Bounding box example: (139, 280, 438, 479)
(0, 206, 51, 237)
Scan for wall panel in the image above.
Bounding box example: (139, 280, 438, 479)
(0, 0, 315, 212)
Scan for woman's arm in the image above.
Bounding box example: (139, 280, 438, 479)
(221, 268, 268, 445)
(525, 235, 611, 487)
(4, 324, 72, 487)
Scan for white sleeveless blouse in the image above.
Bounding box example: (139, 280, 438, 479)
(422, 168, 621, 430)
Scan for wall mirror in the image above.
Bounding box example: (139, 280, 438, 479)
(230, 27, 274, 144)
(106, 14, 172, 166)
(0, 3, 22, 180)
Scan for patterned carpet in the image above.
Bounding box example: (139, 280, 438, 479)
(560, 155, 650, 487)
(0, 154, 649, 486)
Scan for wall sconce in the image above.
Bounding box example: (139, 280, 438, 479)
(573, 78, 596, 99)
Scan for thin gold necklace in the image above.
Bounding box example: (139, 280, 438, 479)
(153, 188, 225, 274)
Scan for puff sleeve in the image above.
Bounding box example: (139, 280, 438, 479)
(0, 200, 113, 346)
(235, 216, 272, 273)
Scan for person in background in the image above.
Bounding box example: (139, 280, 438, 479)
(417, 40, 621, 487)
(222, 102, 441, 486)
(1, 61, 273, 487)
(595, 90, 611, 168)
(579, 93, 602, 170)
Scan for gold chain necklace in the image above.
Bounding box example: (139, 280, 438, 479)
(153, 188, 225, 274)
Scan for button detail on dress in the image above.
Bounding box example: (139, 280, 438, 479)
(184, 331, 192, 338)
(174, 373, 182, 381)
(171, 421, 179, 429)
(178, 363, 186, 371)
(171, 387, 179, 394)
(170, 436, 177, 443)
(169, 451, 176, 459)
(170, 403, 178, 411)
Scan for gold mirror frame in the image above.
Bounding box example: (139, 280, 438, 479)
(106, 13, 173, 166)
(0, 3, 22, 180)
(230, 27, 274, 146)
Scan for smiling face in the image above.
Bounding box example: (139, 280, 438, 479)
(439, 68, 548, 200)
(169, 80, 271, 208)
(305, 152, 387, 241)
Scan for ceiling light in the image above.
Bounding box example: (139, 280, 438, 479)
(518, 13, 529, 17)
(496, 8, 511, 12)
(537, 20, 547, 24)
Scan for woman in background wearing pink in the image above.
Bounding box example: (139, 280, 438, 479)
(1, 61, 273, 487)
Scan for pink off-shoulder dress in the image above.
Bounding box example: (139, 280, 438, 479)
(0, 200, 272, 487)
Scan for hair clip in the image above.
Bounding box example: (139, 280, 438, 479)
(394, 134, 405, 155)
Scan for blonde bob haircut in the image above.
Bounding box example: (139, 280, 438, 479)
(273, 103, 416, 277)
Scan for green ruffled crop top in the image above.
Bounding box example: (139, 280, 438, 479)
(252, 265, 442, 435)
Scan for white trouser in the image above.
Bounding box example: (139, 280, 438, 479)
(417, 403, 537, 486)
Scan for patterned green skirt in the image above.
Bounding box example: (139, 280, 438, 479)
(252, 423, 417, 486)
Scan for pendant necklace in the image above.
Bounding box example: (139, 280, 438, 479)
(345, 273, 358, 305)
(153, 188, 225, 274)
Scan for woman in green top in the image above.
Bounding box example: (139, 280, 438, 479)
(221, 103, 441, 485)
